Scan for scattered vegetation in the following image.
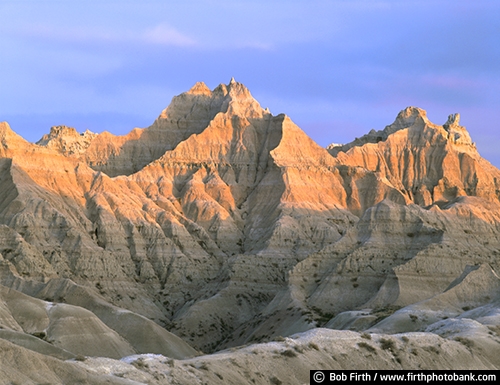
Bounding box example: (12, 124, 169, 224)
(487, 325, 500, 336)
(32, 331, 47, 340)
(360, 332, 372, 340)
(373, 306, 401, 323)
(281, 349, 298, 358)
(423, 345, 440, 355)
(358, 342, 377, 353)
(454, 336, 475, 349)
(165, 358, 175, 367)
(379, 338, 396, 351)
(308, 342, 320, 350)
(270, 376, 283, 385)
(131, 358, 149, 369)
(310, 306, 335, 325)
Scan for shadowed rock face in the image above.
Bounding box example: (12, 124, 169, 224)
(1, 80, 500, 382)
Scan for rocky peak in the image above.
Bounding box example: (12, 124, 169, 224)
(327, 107, 428, 156)
(443, 112, 473, 145)
(227, 77, 252, 98)
(209, 78, 254, 101)
(384, 106, 430, 136)
(445, 112, 460, 126)
(223, 78, 264, 118)
(159, 78, 261, 122)
(0, 121, 30, 152)
(36, 125, 97, 156)
(0, 121, 13, 138)
(329, 107, 495, 206)
(186, 81, 212, 96)
(37, 125, 78, 142)
(83, 79, 266, 177)
(327, 107, 469, 157)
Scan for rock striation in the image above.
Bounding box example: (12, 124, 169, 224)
(1, 80, 500, 381)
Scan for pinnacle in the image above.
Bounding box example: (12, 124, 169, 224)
(442, 112, 472, 145)
(395, 106, 429, 125)
(444, 113, 460, 127)
(186, 82, 212, 96)
(0, 121, 22, 139)
(226, 77, 251, 97)
(0, 121, 12, 134)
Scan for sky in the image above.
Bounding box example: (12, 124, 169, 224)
(1, 0, 500, 166)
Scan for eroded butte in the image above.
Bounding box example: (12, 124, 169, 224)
(1, 79, 500, 384)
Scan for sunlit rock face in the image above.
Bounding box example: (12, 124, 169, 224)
(1, 80, 500, 382)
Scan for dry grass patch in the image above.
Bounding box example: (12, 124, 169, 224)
(358, 341, 377, 354)
(379, 338, 396, 351)
(454, 336, 475, 349)
(281, 349, 298, 358)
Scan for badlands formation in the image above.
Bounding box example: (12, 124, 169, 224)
(1, 79, 500, 383)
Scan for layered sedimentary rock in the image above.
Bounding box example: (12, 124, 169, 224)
(1, 80, 500, 381)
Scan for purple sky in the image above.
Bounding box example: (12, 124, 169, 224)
(1, 1, 500, 166)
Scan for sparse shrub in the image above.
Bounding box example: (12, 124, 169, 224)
(401, 336, 409, 343)
(270, 376, 283, 385)
(373, 306, 401, 323)
(308, 342, 320, 350)
(132, 358, 149, 369)
(379, 338, 395, 351)
(32, 331, 47, 340)
(358, 342, 377, 353)
(423, 345, 440, 355)
(454, 336, 475, 349)
(360, 332, 372, 340)
(281, 349, 298, 358)
(409, 314, 418, 322)
(165, 358, 175, 367)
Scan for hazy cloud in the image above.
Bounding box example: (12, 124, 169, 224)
(142, 24, 196, 46)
